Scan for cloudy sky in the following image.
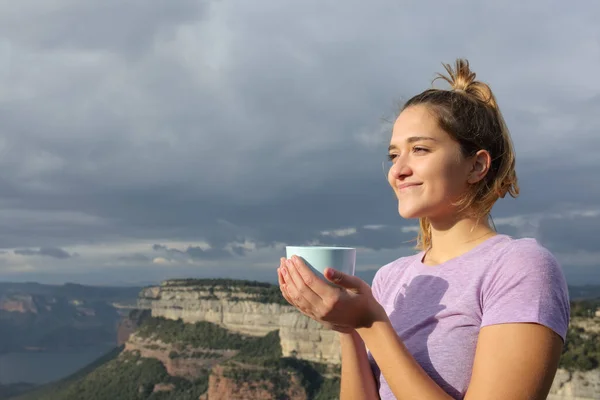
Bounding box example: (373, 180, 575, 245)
(0, 1, 598, 286)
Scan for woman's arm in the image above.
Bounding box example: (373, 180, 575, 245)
(339, 331, 380, 400)
(358, 318, 563, 400)
(463, 323, 563, 400)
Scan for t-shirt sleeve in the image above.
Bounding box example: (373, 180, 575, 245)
(371, 267, 385, 304)
(480, 239, 570, 342)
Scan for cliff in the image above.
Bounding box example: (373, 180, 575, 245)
(125, 333, 236, 380)
(137, 280, 341, 364)
(199, 364, 308, 400)
(0, 294, 39, 313)
(135, 279, 600, 400)
(548, 369, 600, 400)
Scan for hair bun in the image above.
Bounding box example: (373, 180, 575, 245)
(446, 59, 476, 92)
(435, 59, 498, 108)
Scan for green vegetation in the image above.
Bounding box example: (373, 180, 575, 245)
(222, 357, 340, 400)
(138, 317, 285, 363)
(233, 330, 283, 364)
(168, 350, 223, 359)
(559, 324, 600, 371)
(313, 377, 341, 400)
(222, 367, 292, 398)
(137, 317, 251, 349)
(557, 300, 600, 371)
(570, 299, 600, 318)
(13, 351, 209, 400)
(161, 278, 288, 305)
(12, 318, 340, 400)
(132, 317, 340, 398)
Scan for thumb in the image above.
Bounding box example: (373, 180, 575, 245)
(324, 268, 362, 289)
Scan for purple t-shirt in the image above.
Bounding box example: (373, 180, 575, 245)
(367, 234, 570, 399)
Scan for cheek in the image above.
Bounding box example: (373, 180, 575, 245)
(439, 163, 469, 196)
(421, 158, 468, 196)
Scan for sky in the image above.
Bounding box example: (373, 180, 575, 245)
(0, 1, 599, 286)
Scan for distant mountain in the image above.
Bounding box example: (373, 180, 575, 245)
(568, 285, 600, 300)
(0, 282, 142, 304)
(0, 383, 36, 399)
(0, 282, 142, 354)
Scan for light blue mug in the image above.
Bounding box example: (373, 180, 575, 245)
(285, 246, 356, 286)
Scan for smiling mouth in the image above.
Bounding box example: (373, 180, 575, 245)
(397, 183, 422, 191)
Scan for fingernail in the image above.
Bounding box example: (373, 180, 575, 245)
(281, 267, 288, 276)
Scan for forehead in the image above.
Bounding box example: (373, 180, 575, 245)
(391, 105, 448, 142)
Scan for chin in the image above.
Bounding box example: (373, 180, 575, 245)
(397, 203, 424, 219)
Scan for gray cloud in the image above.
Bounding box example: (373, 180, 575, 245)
(118, 253, 151, 263)
(14, 247, 73, 259)
(538, 213, 600, 254)
(152, 243, 246, 260)
(0, 0, 209, 54)
(0, 1, 598, 284)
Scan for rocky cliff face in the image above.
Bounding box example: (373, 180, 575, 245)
(199, 365, 308, 400)
(125, 334, 237, 380)
(548, 369, 600, 400)
(137, 281, 341, 364)
(0, 294, 39, 313)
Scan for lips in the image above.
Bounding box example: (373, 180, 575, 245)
(397, 182, 422, 190)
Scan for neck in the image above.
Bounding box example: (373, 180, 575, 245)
(422, 215, 497, 265)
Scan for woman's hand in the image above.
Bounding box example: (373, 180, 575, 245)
(277, 255, 386, 333)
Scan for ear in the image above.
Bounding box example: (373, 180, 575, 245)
(467, 150, 491, 184)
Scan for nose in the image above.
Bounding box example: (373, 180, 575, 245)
(389, 156, 412, 180)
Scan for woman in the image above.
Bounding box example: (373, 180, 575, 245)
(277, 59, 570, 400)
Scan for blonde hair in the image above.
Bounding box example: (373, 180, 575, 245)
(400, 59, 519, 250)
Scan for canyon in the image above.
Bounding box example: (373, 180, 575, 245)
(137, 280, 341, 364)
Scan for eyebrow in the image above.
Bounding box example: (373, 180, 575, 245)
(388, 136, 438, 151)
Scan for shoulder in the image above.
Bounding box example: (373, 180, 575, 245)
(371, 252, 421, 301)
(481, 236, 570, 341)
(373, 252, 420, 284)
(490, 236, 563, 276)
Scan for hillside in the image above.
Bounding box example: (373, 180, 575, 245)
(12, 319, 339, 400)
(9, 278, 600, 400)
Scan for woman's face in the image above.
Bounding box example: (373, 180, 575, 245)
(387, 105, 475, 221)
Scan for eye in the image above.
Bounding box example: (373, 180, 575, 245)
(412, 146, 429, 154)
(387, 153, 399, 161)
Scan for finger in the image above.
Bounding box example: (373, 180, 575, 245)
(279, 265, 307, 310)
(283, 262, 320, 316)
(280, 283, 296, 307)
(280, 281, 312, 317)
(278, 268, 296, 307)
(285, 259, 323, 308)
(277, 258, 287, 285)
(324, 268, 364, 290)
(289, 255, 336, 297)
